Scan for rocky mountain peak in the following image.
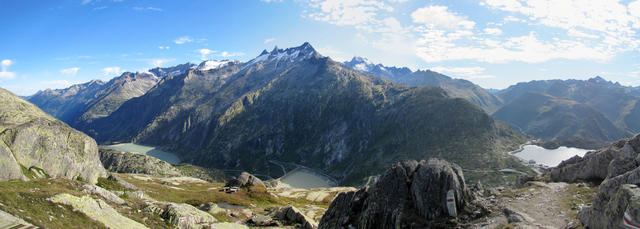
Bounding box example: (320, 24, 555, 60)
(196, 60, 238, 71)
(246, 42, 321, 66)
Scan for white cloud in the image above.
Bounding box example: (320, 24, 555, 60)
(411, 5, 475, 30)
(482, 0, 640, 52)
(387, 0, 408, 2)
(174, 36, 193, 44)
(40, 80, 80, 89)
(264, 38, 276, 44)
(219, 51, 245, 57)
(303, 0, 394, 30)
(102, 66, 122, 76)
(316, 46, 349, 62)
(416, 31, 611, 63)
(60, 67, 80, 76)
(199, 49, 216, 60)
(158, 46, 170, 50)
(133, 6, 163, 12)
(81, 0, 93, 5)
(149, 58, 174, 67)
(483, 28, 502, 35)
(0, 59, 16, 80)
(430, 66, 495, 80)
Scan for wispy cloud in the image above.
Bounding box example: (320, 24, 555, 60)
(0, 59, 16, 80)
(149, 58, 174, 67)
(219, 51, 244, 58)
(102, 66, 122, 76)
(158, 46, 170, 50)
(264, 38, 276, 44)
(411, 5, 475, 30)
(133, 6, 163, 12)
(199, 49, 216, 60)
(430, 66, 495, 80)
(174, 36, 193, 44)
(60, 67, 80, 76)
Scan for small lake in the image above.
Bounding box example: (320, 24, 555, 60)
(279, 169, 336, 189)
(103, 143, 182, 165)
(513, 144, 591, 167)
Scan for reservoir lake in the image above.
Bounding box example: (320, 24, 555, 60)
(103, 143, 182, 165)
(513, 144, 591, 167)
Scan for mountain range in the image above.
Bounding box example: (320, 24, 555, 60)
(344, 57, 504, 113)
(492, 77, 640, 148)
(26, 43, 526, 185)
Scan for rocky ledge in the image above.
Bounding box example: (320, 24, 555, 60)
(551, 134, 640, 228)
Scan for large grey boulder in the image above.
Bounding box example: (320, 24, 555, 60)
(48, 193, 148, 229)
(0, 88, 106, 183)
(319, 159, 474, 229)
(161, 203, 217, 228)
(580, 184, 640, 229)
(99, 148, 181, 177)
(273, 206, 317, 229)
(225, 172, 265, 188)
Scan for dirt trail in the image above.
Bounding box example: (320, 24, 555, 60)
(502, 182, 576, 228)
(471, 181, 589, 228)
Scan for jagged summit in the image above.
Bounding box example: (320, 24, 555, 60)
(247, 42, 320, 66)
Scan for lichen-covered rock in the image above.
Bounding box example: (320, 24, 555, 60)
(273, 206, 317, 229)
(580, 184, 640, 229)
(107, 174, 138, 190)
(48, 193, 148, 229)
(82, 184, 125, 205)
(319, 159, 475, 229)
(199, 202, 226, 215)
(162, 203, 217, 228)
(225, 172, 265, 188)
(210, 222, 249, 229)
(0, 88, 106, 183)
(99, 148, 181, 177)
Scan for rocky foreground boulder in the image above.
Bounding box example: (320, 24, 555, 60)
(225, 172, 266, 188)
(99, 148, 182, 177)
(551, 134, 640, 228)
(0, 88, 106, 183)
(319, 158, 478, 229)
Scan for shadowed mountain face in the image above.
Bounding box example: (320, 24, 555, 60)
(493, 92, 630, 144)
(73, 43, 525, 185)
(344, 57, 504, 113)
(494, 77, 639, 147)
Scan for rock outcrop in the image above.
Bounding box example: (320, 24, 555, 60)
(162, 203, 218, 228)
(99, 148, 181, 177)
(82, 184, 126, 205)
(0, 88, 106, 183)
(273, 206, 317, 229)
(48, 193, 148, 229)
(319, 159, 475, 229)
(580, 184, 640, 229)
(551, 134, 640, 228)
(225, 172, 265, 188)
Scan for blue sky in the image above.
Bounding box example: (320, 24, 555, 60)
(1, 0, 640, 95)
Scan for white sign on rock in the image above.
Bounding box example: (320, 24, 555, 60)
(446, 189, 457, 217)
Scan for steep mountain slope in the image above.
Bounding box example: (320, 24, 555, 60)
(28, 71, 160, 128)
(344, 57, 503, 113)
(0, 88, 106, 183)
(27, 79, 107, 123)
(82, 43, 526, 185)
(496, 77, 640, 133)
(493, 92, 630, 147)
